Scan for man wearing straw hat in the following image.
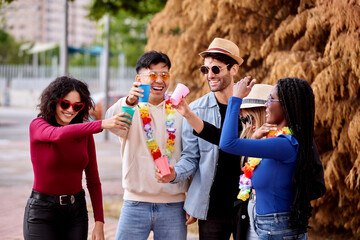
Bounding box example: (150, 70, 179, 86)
(157, 38, 248, 239)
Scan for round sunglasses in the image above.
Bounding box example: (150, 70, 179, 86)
(200, 64, 229, 75)
(59, 99, 85, 112)
(139, 71, 170, 81)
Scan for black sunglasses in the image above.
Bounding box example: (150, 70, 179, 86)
(200, 64, 229, 75)
(240, 115, 251, 124)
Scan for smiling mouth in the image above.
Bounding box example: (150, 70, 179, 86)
(62, 111, 74, 117)
(152, 86, 164, 91)
(208, 79, 220, 84)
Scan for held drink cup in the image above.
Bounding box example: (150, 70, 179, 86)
(170, 83, 190, 105)
(138, 84, 151, 103)
(121, 106, 135, 126)
(155, 156, 171, 176)
(267, 126, 278, 137)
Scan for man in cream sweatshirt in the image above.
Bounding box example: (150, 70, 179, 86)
(105, 51, 189, 240)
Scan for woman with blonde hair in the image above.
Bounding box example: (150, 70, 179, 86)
(239, 84, 273, 139)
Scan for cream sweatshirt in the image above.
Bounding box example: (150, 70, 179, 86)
(105, 97, 189, 203)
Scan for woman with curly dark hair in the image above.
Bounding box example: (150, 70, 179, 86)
(23, 76, 130, 240)
(220, 77, 323, 239)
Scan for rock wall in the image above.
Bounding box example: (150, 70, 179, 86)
(146, 0, 360, 236)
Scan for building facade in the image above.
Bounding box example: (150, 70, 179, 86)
(1, 0, 97, 47)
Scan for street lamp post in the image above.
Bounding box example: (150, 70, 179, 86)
(102, 14, 110, 140)
(60, 0, 69, 76)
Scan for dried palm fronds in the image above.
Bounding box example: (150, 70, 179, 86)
(147, 0, 360, 236)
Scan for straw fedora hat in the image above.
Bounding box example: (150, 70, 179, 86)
(241, 84, 273, 109)
(199, 38, 244, 65)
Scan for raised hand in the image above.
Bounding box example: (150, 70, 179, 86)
(234, 76, 256, 99)
(126, 82, 144, 106)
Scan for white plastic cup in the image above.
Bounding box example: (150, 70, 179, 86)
(170, 83, 190, 105)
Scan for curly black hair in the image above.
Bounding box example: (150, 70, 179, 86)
(38, 76, 94, 125)
(276, 77, 315, 231)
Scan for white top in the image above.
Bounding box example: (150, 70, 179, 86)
(105, 97, 189, 203)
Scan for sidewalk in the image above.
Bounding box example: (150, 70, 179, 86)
(0, 138, 198, 240)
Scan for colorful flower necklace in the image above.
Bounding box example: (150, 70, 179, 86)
(237, 127, 293, 201)
(138, 95, 176, 161)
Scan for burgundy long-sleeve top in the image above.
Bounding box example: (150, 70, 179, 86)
(29, 117, 104, 222)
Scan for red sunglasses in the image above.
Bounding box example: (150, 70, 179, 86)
(59, 99, 85, 112)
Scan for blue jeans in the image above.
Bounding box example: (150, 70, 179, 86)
(247, 194, 258, 240)
(115, 200, 187, 240)
(255, 212, 307, 240)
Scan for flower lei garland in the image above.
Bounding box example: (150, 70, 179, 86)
(138, 95, 176, 161)
(237, 127, 293, 201)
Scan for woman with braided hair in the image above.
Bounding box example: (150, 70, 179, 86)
(220, 77, 322, 239)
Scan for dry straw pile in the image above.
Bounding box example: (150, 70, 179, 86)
(146, 0, 360, 237)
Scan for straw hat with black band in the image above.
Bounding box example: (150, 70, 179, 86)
(199, 38, 244, 65)
(240, 84, 273, 109)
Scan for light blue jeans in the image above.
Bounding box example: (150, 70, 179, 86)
(255, 212, 308, 240)
(115, 200, 187, 240)
(247, 194, 258, 240)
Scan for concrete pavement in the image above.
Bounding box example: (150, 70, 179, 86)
(0, 134, 198, 240)
(0, 138, 123, 240)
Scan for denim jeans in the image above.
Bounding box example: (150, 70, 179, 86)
(115, 200, 187, 240)
(23, 193, 88, 240)
(255, 212, 307, 240)
(247, 194, 258, 240)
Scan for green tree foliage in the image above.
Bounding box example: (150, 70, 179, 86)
(109, 10, 149, 66)
(88, 0, 166, 21)
(68, 51, 99, 66)
(0, 0, 14, 7)
(88, 0, 166, 66)
(0, 29, 28, 64)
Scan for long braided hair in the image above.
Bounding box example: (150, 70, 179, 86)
(276, 77, 315, 230)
